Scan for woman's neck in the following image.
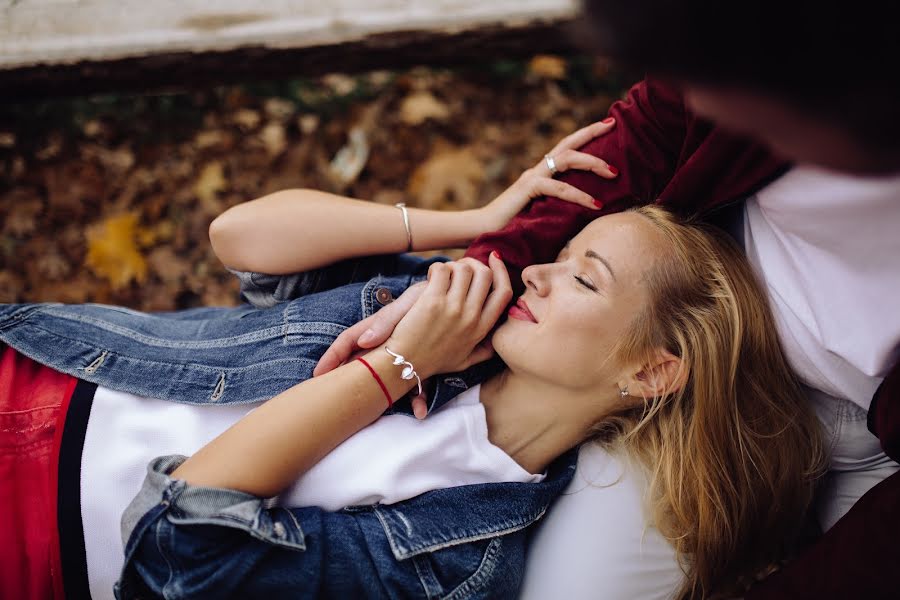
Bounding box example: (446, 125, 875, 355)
(479, 370, 608, 474)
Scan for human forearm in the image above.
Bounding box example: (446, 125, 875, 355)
(210, 189, 491, 274)
(170, 348, 415, 497)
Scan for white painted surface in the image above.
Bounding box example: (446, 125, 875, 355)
(0, 0, 578, 68)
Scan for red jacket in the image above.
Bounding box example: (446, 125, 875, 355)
(465, 79, 900, 599)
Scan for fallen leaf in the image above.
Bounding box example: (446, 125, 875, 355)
(194, 162, 227, 213)
(528, 55, 568, 80)
(329, 128, 370, 188)
(321, 73, 357, 96)
(298, 114, 320, 135)
(263, 98, 296, 122)
(2, 191, 43, 237)
(84, 213, 148, 289)
(231, 109, 261, 132)
(0, 132, 15, 148)
(0, 271, 24, 302)
(259, 122, 288, 158)
(35, 251, 71, 279)
(399, 91, 450, 125)
(407, 144, 485, 210)
(147, 246, 190, 284)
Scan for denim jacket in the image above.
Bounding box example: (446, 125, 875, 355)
(0, 254, 577, 599)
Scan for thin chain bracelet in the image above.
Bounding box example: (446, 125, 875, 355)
(384, 347, 423, 396)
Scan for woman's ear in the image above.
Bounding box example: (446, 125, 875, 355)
(624, 349, 686, 399)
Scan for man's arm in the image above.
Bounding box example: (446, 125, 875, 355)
(746, 366, 900, 599)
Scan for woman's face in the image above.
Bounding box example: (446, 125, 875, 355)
(492, 212, 668, 392)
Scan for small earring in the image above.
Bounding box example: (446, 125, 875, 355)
(619, 386, 629, 398)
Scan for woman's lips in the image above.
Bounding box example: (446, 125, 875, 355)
(508, 299, 537, 323)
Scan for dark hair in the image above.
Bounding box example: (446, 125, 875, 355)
(578, 0, 900, 153)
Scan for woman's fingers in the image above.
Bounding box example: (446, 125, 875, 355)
(548, 149, 619, 179)
(447, 261, 475, 306)
(548, 117, 615, 157)
(530, 177, 598, 210)
(480, 252, 513, 333)
(423, 261, 452, 297)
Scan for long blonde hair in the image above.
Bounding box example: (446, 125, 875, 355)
(593, 205, 826, 599)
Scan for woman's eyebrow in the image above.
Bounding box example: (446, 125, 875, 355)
(585, 249, 616, 281)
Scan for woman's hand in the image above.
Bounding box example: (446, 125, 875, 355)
(384, 254, 512, 381)
(477, 118, 619, 232)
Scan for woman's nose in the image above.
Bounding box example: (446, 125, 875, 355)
(521, 263, 551, 296)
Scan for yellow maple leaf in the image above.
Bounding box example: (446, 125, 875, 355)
(85, 213, 148, 289)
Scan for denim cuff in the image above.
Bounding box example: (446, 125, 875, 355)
(122, 455, 306, 551)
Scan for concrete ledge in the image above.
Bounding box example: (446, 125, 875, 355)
(1, 0, 578, 69)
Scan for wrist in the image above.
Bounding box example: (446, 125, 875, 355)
(466, 206, 501, 237)
(361, 347, 424, 398)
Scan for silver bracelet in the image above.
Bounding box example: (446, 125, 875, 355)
(394, 203, 413, 252)
(384, 347, 423, 396)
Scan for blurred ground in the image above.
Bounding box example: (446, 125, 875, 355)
(0, 55, 633, 311)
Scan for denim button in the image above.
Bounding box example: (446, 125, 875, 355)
(375, 288, 394, 305)
(273, 521, 286, 539)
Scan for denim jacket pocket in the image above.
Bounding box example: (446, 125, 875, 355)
(409, 536, 521, 600)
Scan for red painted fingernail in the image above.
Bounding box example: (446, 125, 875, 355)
(593, 199, 603, 208)
(602, 117, 615, 124)
(491, 250, 502, 260)
(607, 164, 619, 176)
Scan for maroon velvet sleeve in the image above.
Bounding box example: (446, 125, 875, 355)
(746, 472, 900, 599)
(464, 79, 688, 290)
(747, 366, 900, 599)
(870, 364, 900, 462)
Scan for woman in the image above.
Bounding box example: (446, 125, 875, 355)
(0, 125, 822, 600)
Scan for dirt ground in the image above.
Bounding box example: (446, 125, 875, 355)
(0, 55, 633, 311)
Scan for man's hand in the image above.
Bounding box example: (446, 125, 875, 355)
(313, 281, 426, 377)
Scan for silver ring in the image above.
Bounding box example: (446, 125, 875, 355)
(544, 154, 558, 176)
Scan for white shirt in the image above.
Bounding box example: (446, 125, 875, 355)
(80, 384, 541, 599)
(743, 164, 900, 409)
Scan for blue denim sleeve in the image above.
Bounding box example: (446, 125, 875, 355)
(231, 254, 446, 308)
(116, 455, 521, 600)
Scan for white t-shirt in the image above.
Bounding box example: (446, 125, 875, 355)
(80, 384, 542, 600)
(743, 164, 900, 410)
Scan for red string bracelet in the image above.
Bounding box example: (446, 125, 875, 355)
(356, 357, 393, 408)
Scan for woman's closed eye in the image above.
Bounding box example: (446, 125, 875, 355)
(574, 274, 600, 293)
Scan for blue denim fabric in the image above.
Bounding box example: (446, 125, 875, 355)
(0, 254, 501, 416)
(0, 254, 572, 598)
(116, 452, 576, 599)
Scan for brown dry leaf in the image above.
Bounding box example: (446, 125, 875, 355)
(3, 191, 43, 237)
(321, 73, 357, 96)
(259, 122, 288, 158)
(35, 252, 71, 279)
(201, 279, 240, 307)
(298, 114, 320, 135)
(0, 132, 15, 148)
(85, 213, 149, 289)
(0, 271, 24, 302)
(194, 129, 229, 149)
(263, 98, 296, 122)
(528, 55, 568, 80)
(147, 246, 190, 284)
(407, 144, 485, 210)
(231, 109, 262, 132)
(81, 144, 135, 174)
(194, 162, 227, 213)
(399, 91, 450, 126)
